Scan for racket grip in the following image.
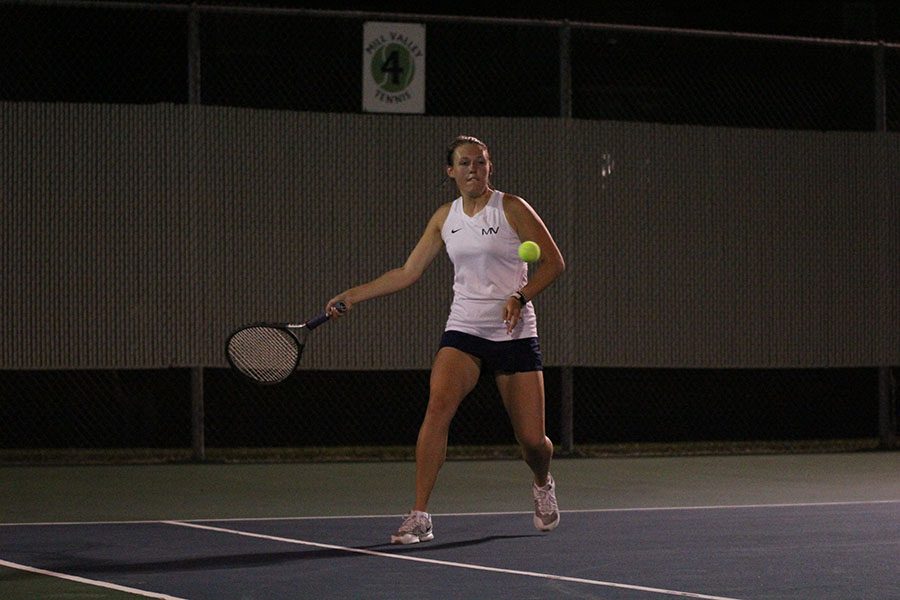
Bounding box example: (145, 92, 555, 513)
(305, 301, 347, 330)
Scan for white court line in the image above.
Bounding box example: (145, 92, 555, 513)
(0, 558, 188, 600)
(1, 498, 897, 527)
(439, 498, 900, 518)
(164, 520, 743, 600)
(4, 502, 895, 599)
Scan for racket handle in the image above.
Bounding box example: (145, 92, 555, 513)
(305, 301, 347, 330)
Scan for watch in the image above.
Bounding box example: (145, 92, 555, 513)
(512, 290, 528, 307)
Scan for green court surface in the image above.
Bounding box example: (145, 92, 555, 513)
(3, 452, 899, 522)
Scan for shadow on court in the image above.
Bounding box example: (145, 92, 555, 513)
(0, 533, 543, 578)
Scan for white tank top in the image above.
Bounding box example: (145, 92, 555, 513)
(441, 190, 537, 341)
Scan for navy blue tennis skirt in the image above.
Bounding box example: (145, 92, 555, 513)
(439, 330, 543, 373)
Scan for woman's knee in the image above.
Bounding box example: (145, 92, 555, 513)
(423, 390, 463, 425)
(518, 432, 551, 454)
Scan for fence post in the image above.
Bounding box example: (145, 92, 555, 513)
(873, 42, 886, 132)
(872, 45, 893, 450)
(556, 22, 575, 455)
(560, 367, 575, 453)
(559, 22, 572, 119)
(878, 367, 897, 449)
(188, 4, 201, 105)
(191, 367, 206, 461)
(188, 6, 204, 461)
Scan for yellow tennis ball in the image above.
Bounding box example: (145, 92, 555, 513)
(518, 241, 541, 263)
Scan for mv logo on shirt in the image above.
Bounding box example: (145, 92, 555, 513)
(482, 226, 500, 235)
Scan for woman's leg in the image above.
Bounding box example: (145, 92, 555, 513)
(495, 370, 553, 486)
(412, 347, 481, 511)
(496, 370, 559, 531)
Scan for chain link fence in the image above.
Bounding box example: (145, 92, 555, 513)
(0, 366, 888, 460)
(1, 1, 897, 461)
(2, 2, 898, 127)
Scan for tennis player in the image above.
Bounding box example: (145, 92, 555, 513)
(326, 135, 565, 544)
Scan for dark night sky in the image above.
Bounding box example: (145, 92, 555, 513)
(177, 0, 900, 42)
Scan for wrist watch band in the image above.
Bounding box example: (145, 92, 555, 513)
(512, 290, 528, 307)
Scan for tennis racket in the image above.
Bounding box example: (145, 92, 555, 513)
(226, 302, 346, 384)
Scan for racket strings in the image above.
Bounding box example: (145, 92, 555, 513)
(227, 327, 300, 383)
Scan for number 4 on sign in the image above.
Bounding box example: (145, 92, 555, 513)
(363, 22, 425, 114)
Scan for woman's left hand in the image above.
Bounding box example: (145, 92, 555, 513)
(503, 297, 522, 335)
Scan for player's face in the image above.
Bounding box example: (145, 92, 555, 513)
(448, 144, 491, 196)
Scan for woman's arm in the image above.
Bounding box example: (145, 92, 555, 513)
(326, 203, 450, 314)
(503, 193, 566, 302)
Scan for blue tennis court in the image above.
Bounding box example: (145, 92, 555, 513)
(2, 453, 898, 599)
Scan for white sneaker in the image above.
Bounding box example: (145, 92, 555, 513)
(533, 474, 560, 531)
(390, 510, 434, 544)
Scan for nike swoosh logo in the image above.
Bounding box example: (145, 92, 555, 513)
(451, 228, 462, 233)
